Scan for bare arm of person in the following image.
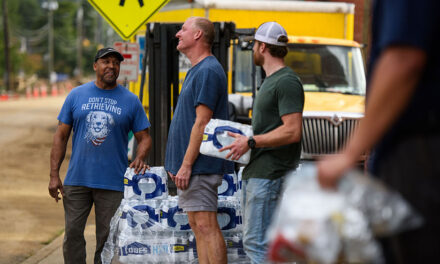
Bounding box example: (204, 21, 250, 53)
(317, 46, 427, 188)
(170, 104, 213, 190)
(129, 128, 152, 174)
(220, 112, 302, 161)
(48, 121, 72, 202)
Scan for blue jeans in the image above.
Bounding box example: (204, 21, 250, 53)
(242, 177, 284, 264)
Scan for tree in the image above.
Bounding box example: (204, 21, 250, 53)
(2, 0, 12, 92)
(0, 0, 123, 89)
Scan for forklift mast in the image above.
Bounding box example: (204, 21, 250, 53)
(144, 22, 235, 167)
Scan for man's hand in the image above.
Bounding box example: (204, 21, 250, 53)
(171, 163, 192, 190)
(219, 132, 250, 161)
(317, 154, 353, 189)
(48, 175, 64, 202)
(168, 171, 176, 183)
(129, 158, 150, 174)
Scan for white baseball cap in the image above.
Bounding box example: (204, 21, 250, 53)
(254, 22, 288, 47)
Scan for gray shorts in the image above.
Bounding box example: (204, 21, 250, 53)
(177, 174, 223, 212)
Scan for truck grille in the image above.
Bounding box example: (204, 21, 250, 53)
(301, 116, 360, 158)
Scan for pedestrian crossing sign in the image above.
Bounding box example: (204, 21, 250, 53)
(88, 0, 169, 40)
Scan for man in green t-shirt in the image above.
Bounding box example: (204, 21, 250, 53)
(220, 22, 304, 263)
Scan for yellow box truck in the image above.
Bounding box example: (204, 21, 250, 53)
(131, 0, 366, 159)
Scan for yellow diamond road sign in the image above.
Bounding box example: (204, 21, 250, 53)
(88, 0, 169, 40)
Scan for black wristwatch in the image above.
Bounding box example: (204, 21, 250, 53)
(247, 136, 256, 149)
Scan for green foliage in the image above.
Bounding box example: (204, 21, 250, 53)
(53, 1, 77, 75)
(0, 0, 122, 86)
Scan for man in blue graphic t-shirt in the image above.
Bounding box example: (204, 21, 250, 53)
(165, 17, 233, 264)
(48, 48, 152, 264)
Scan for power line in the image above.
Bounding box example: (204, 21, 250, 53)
(12, 25, 49, 45)
(11, 24, 49, 38)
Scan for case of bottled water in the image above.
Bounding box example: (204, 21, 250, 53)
(118, 199, 163, 234)
(217, 196, 242, 231)
(200, 119, 253, 164)
(235, 166, 245, 198)
(124, 167, 168, 200)
(224, 232, 250, 263)
(218, 172, 238, 197)
(266, 164, 422, 264)
(160, 196, 191, 231)
(118, 231, 193, 263)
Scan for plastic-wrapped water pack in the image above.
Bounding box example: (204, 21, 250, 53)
(338, 170, 424, 237)
(200, 119, 253, 164)
(118, 231, 194, 263)
(218, 172, 238, 197)
(267, 163, 423, 264)
(224, 231, 251, 263)
(124, 166, 168, 200)
(235, 166, 245, 198)
(160, 196, 191, 231)
(101, 201, 124, 264)
(187, 231, 250, 264)
(218, 196, 242, 231)
(267, 170, 346, 264)
(119, 199, 163, 234)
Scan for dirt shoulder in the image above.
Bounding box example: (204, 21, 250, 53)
(0, 96, 77, 264)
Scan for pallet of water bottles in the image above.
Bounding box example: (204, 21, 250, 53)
(101, 166, 251, 263)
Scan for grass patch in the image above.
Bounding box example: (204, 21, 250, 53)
(42, 228, 65, 245)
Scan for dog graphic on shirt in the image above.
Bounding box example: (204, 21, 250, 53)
(85, 111, 114, 146)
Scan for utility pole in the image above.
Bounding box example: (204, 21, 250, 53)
(43, 0, 58, 84)
(48, 1, 55, 83)
(95, 12, 103, 45)
(2, 0, 12, 92)
(76, 0, 83, 80)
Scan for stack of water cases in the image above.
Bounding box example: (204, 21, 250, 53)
(102, 166, 250, 263)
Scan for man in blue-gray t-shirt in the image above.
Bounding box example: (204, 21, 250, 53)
(165, 17, 233, 264)
(48, 48, 152, 264)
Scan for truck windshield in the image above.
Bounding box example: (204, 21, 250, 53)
(233, 44, 366, 96)
(285, 44, 366, 95)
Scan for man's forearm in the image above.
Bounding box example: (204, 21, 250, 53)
(135, 133, 152, 161)
(50, 137, 68, 178)
(254, 113, 302, 148)
(50, 123, 72, 178)
(181, 104, 212, 168)
(254, 124, 300, 148)
(182, 120, 205, 167)
(343, 47, 426, 162)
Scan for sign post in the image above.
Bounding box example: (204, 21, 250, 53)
(88, 0, 169, 40)
(114, 42, 140, 83)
